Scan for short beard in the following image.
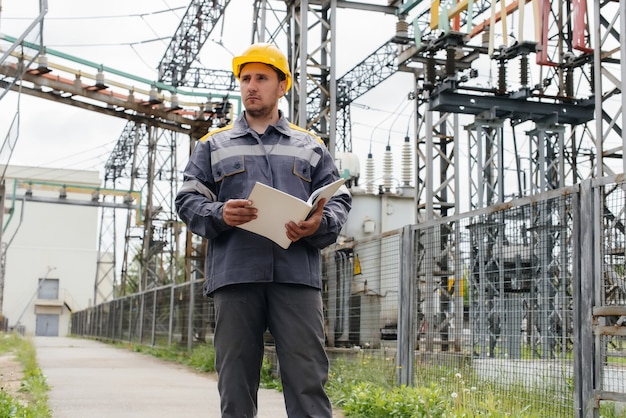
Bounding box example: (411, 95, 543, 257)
(245, 104, 275, 120)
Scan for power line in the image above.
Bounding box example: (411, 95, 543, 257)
(45, 37, 171, 49)
(3, 6, 187, 21)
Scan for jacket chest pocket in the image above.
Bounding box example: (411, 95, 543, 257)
(292, 158, 312, 183)
(212, 156, 249, 198)
(213, 156, 245, 182)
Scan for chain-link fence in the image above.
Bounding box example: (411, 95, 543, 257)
(72, 176, 626, 417)
(322, 189, 577, 415)
(591, 177, 626, 411)
(72, 280, 213, 350)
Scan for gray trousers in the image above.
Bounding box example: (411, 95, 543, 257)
(213, 283, 332, 418)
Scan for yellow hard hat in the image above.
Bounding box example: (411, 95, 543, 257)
(232, 43, 292, 92)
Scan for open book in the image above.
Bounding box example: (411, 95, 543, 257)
(236, 178, 346, 249)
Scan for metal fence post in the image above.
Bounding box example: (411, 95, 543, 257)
(397, 224, 415, 386)
(187, 280, 195, 351)
(576, 179, 595, 417)
(128, 297, 134, 342)
(168, 285, 175, 347)
(138, 293, 145, 343)
(118, 298, 124, 341)
(151, 289, 157, 346)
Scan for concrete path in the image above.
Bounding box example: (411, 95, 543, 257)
(34, 337, 341, 418)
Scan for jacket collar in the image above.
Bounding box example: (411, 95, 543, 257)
(231, 110, 291, 138)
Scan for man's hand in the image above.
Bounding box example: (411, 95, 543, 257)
(222, 199, 257, 226)
(285, 198, 326, 243)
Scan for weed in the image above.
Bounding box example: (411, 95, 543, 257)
(0, 333, 51, 418)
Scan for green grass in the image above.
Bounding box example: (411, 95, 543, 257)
(325, 351, 626, 418)
(0, 333, 51, 418)
(114, 340, 217, 373)
(3, 333, 623, 417)
(118, 341, 564, 417)
(100, 339, 626, 418)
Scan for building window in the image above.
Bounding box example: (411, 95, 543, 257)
(38, 278, 59, 300)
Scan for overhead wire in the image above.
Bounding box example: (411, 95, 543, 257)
(3, 3, 188, 174)
(78, 4, 183, 75)
(11, 138, 120, 176)
(365, 95, 412, 151)
(386, 100, 412, 147)
(3, 6, 187, 21)
(7, 3, 190, 73)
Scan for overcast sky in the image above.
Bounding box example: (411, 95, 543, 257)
(0, 0, 415, 185)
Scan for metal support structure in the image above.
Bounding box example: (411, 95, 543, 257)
(466, 216, 505, 358)
(96, 122, 143, 302)
(0, 0, 48, 315)
(527, 125, 566, 195)
(1, 7, 625, 405)
(0, 182, 4, 319)
(587, 3, 626, 411)
(415, 94, 460, 218)
(593, 1, 624, 177)
(286, 0, 337, 154)
(93, 199, 117, 304)
(136, 125, 179, 292)
(0, 0, 47, 103)
(335, 41, 400, 153)
(466, 119, 505, 210)
(120, 125, 148, 296)
(459, 121, 529, 360)
(158, 0, 231, 86)
(0, 1, 622, 412)
(528, 195, 570, 359)
(251, 1, 400, 153)
(182, 135, 208, 296)
(252, 0, 288, 46)
(97, 1, 230, 298)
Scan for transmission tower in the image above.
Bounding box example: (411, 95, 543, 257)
(89, 2, 624, 366)
(95, 1, 232, 301)
(397, 0, 596, 361)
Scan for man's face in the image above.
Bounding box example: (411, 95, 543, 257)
(239, 62, 286, 118)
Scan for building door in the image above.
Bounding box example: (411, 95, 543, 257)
(35, 314, 59, 336)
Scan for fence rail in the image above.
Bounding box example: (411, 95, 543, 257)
(72, 176, 626, 417)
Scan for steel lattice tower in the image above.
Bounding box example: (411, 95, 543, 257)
(95, 1, 231, 301)
(86, 2, 624, 367)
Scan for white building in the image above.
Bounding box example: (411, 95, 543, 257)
(1, 165, 101, 336)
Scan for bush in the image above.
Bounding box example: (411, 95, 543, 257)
(340, 382, 446, 417)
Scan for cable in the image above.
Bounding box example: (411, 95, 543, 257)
(386, 100, 412, 146)
(3, 6, 187, 21)
(10, 139, 119, 179)
(367, 96, 410, 148)
(45, 37, 170, 48)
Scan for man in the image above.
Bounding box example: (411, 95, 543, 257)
(175, 43, 352, 418)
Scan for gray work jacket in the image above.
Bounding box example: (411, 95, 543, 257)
(175, 111, 352, 295)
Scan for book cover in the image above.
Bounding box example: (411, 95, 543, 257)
(236, 178, 346, 249)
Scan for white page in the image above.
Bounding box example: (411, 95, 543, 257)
(236, 178, 346, 249)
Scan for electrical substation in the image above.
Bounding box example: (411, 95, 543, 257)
(1, 1, 625, 415)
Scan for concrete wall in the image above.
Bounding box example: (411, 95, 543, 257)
(1, 165, 101, 336)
